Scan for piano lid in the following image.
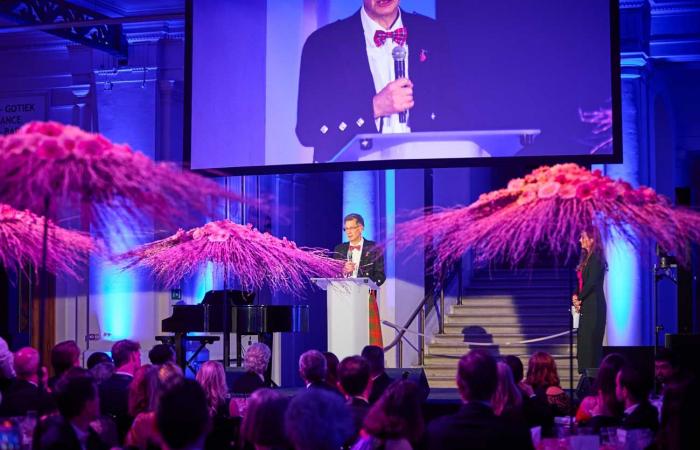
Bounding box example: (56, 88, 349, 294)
(201, 289, 255, 306)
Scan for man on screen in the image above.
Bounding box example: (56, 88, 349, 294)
(296, 0, 461, 162)
(334, 213, 386, 346)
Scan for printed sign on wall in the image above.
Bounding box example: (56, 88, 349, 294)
(0, 96, 47, 135)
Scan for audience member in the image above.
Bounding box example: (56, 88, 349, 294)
(0, 346, 54, 416)
(230, 342, 271, 394)
(361, 345, 392, 405)
(656, 376, 700, 450)
(99, 339, 141, 444)
(0, 336, 14, 394)
(425, 349, 533, 450)
(337, 356, 372, 445)
(616, 366, 658, 432)
(240, 388, 290, 450)
(87, 352, 112, 370)
(353, 380, 424, 450)
(323, 351, 340, 389)
(285, 388, 354, 450)
(504, 355, 552, 432)
(298, 350, 340, 394)
(575, 353, 626, 431)
(148, 343, 176, 366)
(196, 361, 233, 418)
(48, 340, 81, 390)
(35, 367, 109, 450)
(655, 347, 681, 396)
(525, 351, 571, 416)
(157, 379, 210, 450)
(125, 365, 163, 450)
(504, 355, 534, 397)
(492, 361, 523, 419)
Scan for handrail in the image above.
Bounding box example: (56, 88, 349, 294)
(383, 267, 459, 356)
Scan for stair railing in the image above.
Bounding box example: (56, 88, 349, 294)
(383, 266, 461, 367)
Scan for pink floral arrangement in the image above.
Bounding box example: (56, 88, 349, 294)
(0, 121, 248, 237)
(0, 203, 94, 279)
(395, 163, 700, 272)
(120, 219, 344, 294)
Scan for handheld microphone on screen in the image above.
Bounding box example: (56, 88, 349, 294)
(392, 45, 408, 124)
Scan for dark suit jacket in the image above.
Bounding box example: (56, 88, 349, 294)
(0, 378, 55, 417)
(347, 397, 371, 446)
(307, 380, 343, 397)
(296, 9, 462, 162)
(333, 239, 386, 287)
(230, 370, 266, 395)
(622, 401, 659, 432)
(425, 402, 534, 450)
(35, 414, 110, 450)
(368, 371, 392, 404)
(98, 373, 133, 443)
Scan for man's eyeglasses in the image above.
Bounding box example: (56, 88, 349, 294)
(343, 226, 360, 232)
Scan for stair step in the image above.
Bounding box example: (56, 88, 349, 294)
(424, 353, 578, 366)
(445, 313, 569, 326)
(426, 375, 578, 390)
(444, 324, 570, 334)
(427, 342, 575, 356)
(432, 332, 573, 345)
(450, 304, 569, 314)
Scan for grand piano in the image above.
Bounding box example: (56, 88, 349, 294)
(160, 290, 309, 373)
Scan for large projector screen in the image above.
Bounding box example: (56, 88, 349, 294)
(186, 0, 620, 174)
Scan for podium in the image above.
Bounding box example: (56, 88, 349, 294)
(311, 277, 379, 360)
(329, 129, 541, 163)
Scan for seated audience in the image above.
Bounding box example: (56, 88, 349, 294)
(575, 353, 626, 431)
(504, 355, 552, 432)
(285, 388, 354, 450)
(35, 367, 109, 450)
(337, 356, 372, 445)
(425, 349, 533, 450)
(87, 352, 114, 383)
(99, 339, 141, 444)
(125, 364, 163, 449)
(492, 361, 523, 420)
(616, 366, 658, 432)
(323, 351, 340, 389)
(87, 352, 112, 370)
(48, 340, 81, 390)
(525, 351, 571, 416)
(240, 388, 289, 450)
(0, 346, 54, 416)
(656, 375, 700, 450)
(353, 380, 424, 450)
(654, 347, 681, 397)
(361, 345, 392, 405)
(230, 342, 271, 394)
(298, 349, 340, 395)
(0, 336, 14, 394)
(148, 343, 176, 366)
(157, 379, 210, 450)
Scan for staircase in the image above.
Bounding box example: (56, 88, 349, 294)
(424, 269, 579, 390)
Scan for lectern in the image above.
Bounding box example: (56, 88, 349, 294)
(311, 277, 379, 360)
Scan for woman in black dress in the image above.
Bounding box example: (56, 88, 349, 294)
(572, 229, 607, 373)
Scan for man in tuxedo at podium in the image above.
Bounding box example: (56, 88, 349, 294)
(334, 213, 386, 346)
(296, 0, 462, 162)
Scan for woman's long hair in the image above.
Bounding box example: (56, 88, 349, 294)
(492, 362, 523, 416)
(594, 353, 626, 417)
(128, 364, 160, 416)
(196, 360, 229, 417)
(526, 352, 561, 390)
(363, 380, 425, 445)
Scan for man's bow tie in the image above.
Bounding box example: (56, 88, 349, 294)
(349, 245, 361, 252)
(373, 27, 407, 47)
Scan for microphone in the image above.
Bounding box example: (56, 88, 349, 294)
(392, 45, 407, 124)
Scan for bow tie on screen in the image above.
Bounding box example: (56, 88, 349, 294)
(349, 245, 361, 252)
(373, 27, 407, 47)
